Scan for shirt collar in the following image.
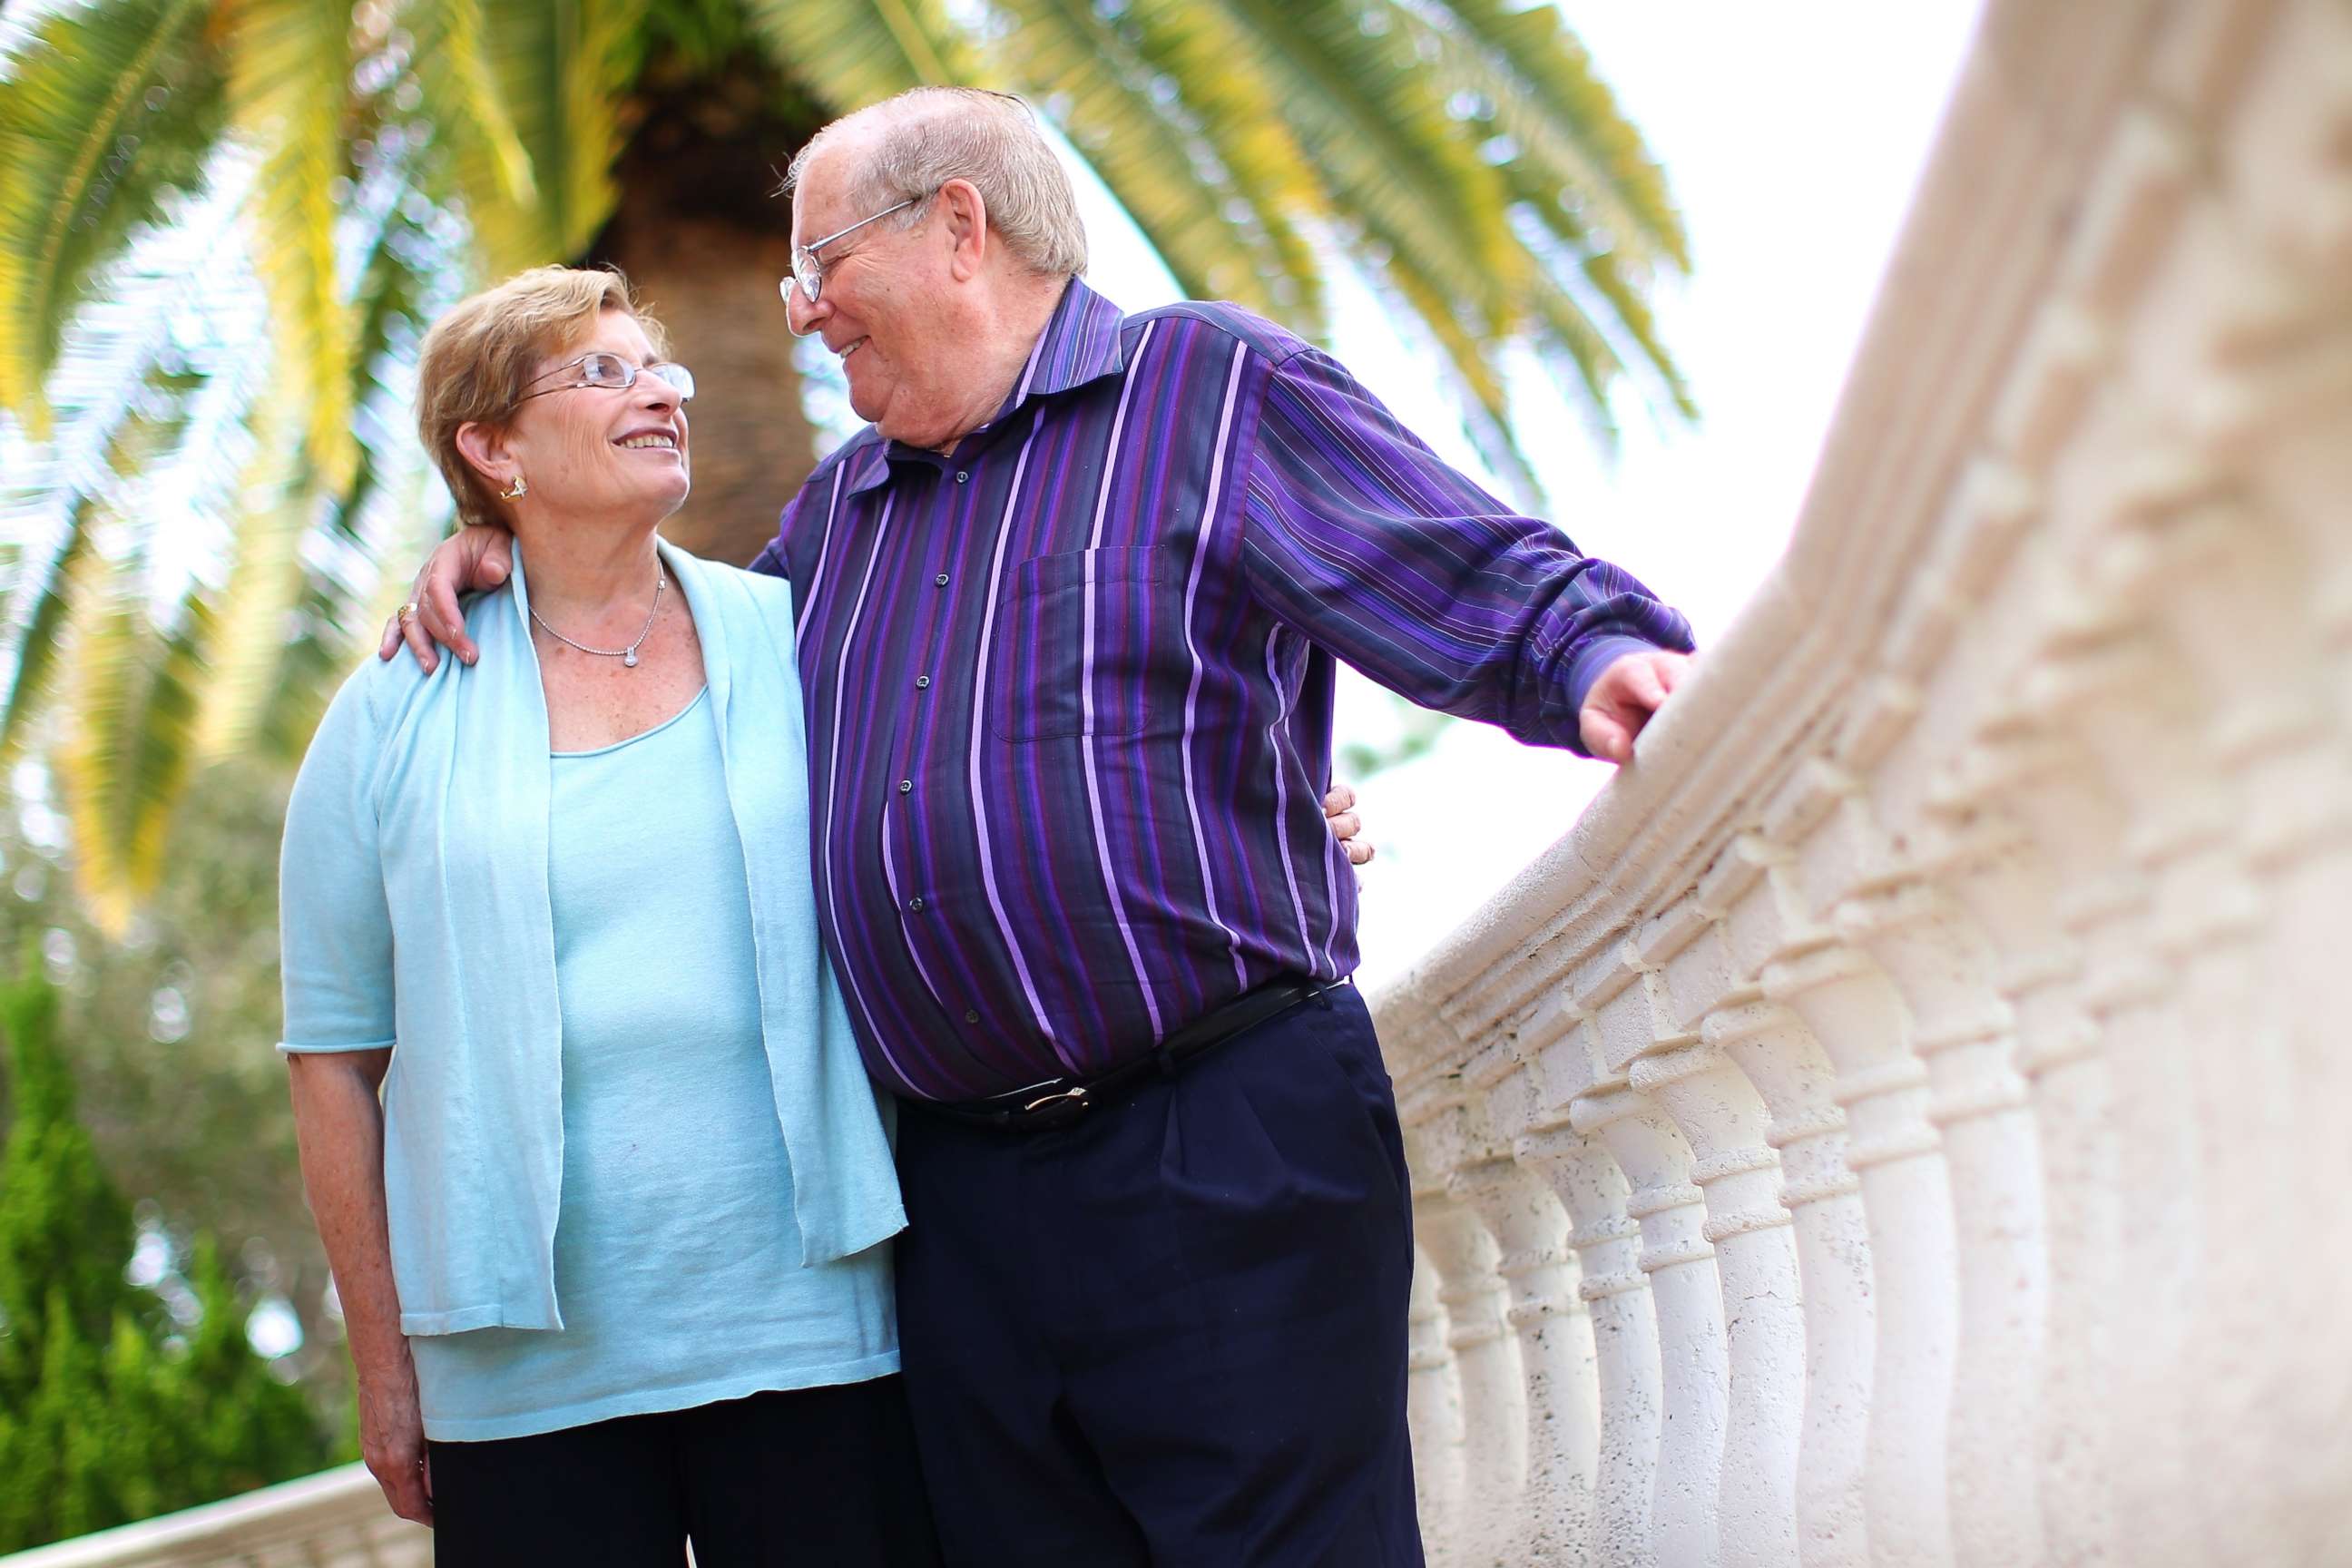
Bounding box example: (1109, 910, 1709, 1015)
(842, 279, 1128, 497)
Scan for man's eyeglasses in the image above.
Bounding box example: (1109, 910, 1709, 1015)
(781, 193, 931, 335)
(516, 352, 695, 404)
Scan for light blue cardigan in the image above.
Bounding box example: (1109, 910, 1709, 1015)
(278, 540, 904, 1337)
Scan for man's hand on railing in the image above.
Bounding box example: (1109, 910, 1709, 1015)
(358, 1357, 435, 1527)
(1580, 649, 1694, 764)
(378, 525, 515, 673)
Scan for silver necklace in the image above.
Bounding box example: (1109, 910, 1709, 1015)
(528, 565, 666, 668)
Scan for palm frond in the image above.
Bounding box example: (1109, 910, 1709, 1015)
(0, 493, 96, 767)
(1213, 0, 1524, 308)
(743, 0, 975, 111)
(1481, 158, 1685, 440)
(1528, 280, 1625, 452)
(466, 0, 655, 273)
(0, 0, 223, 436)
(1380, 250, 1540, 504)
(226, 0, 358, 488)
(1384, 2, 1693, 428)
(55, 570, 214, 936)
(1579, 247, 1694, 419)
(0, 352, 211, 767)
(1401, 0, 1688, 272)
(190, 399, 311, 767)
(1096, 0, 1328, 332)
(407, 0, 539, 228)
(988, 0, 1293, 318)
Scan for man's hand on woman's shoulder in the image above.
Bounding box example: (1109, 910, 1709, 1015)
(377, 525, 516, 673)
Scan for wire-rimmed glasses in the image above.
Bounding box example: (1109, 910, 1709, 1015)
(516, 352, 695, 404)
(780, 194, 929, 335)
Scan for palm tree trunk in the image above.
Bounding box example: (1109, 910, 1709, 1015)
(590, 61, 826, 568)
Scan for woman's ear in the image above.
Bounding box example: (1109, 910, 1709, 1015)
(454, 420, 513, 491)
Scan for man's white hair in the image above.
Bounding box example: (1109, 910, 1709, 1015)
(784, 87, 1088, 279)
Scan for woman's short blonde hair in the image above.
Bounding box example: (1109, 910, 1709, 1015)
(415, 266, 671, 526)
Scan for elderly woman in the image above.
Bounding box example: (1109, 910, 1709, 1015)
(278, 267, 937, 1566)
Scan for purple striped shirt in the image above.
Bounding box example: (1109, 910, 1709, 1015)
(752, 281, 1692, 1101)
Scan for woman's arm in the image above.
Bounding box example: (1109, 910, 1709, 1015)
(287, 1047, 432, 1526)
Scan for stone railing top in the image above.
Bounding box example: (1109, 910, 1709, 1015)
(0, 1465, 423, 1568)
(1369, 0, 2185, 1069)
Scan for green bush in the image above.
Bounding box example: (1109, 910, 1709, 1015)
(0, 960, 331, 1553)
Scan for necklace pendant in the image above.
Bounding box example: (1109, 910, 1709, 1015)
(622, 649, 638, 668)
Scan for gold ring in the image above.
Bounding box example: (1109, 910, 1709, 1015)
(397, 602, 418, 627)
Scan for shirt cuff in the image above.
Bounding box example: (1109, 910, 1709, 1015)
(1563, 634, 1676, 757)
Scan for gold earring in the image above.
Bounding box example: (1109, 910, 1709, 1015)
(498, 474, 528, 501)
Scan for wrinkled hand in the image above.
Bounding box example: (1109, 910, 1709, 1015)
(377, 526, 514, 673)
(358, 1361, 434, 1527)
(1323, 783, 1375, 867)
(1579, 649, 1693, 765)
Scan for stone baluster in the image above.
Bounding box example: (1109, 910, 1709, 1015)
(2051, 472, 2290, 1567)
(1569, 998, 1728, 1568)
(1830, 873, 2045, 1568)
(2141, 514, 2335, 1563)
(1926, 722, 2126, 1568)
(1406, 1234, 1468, 1559)
(2168, 13, 2352, 1550)
(2028, 625, 2204, 1568)
(1517, 993, 1661, 1568)
(2243, 716, 2352, 1561)
(1616, 967, 1806, 1568)
(1514, 1121, 1659, 1568)
(1714, 1000, 1876, 1568)
(1679, 835, 1876, 1568)
(1760, 886, 1955, 1565)
(2145, 73, 2352, 1514)
(1465, 1051, 1603, 1563)
(2195, 117, 2352, 1544)
(1409, 1112, 1531, 1567)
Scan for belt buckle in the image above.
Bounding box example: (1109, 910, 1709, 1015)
(1020, 1084, 1091, 1116)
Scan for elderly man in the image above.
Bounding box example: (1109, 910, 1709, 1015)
(393, 86, 1692, 1568)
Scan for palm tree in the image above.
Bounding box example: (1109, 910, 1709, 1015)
(0, 0, 1690, 928)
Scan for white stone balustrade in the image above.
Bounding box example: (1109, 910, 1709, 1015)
(0, 1466, 427, 1568)
(8, 2, 2347, 1566)
(1374, 0, 2352, 1562)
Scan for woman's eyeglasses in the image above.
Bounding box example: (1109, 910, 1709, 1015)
(516, 352, 695, 404)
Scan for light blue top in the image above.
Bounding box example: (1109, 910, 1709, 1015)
(278, 541, 904, 1342)
(407, 687, 897, 1440)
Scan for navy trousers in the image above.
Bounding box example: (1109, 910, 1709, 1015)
(893, 982, 1425, 1568)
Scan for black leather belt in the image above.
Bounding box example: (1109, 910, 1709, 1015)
(909, 975, 1348, 1132)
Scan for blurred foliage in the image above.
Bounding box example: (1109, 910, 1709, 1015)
(0, 956, 333, 1553)
(0, 0, 1690, 933)
(0, 768, 317, 1292)
(1338, 692, 1456, 783)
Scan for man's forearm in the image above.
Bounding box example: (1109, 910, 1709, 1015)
(287, 1054, 409, 1379)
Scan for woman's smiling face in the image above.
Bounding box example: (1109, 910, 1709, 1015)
(495, 309, 693, 525)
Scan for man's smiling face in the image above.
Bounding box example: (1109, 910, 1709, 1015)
(789, 144, 968, 448)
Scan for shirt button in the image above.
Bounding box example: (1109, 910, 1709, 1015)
(935, 573, 949, 587)
(955, 471, 970, 485)
(898, 779, 913, 794)
(964, 1009, 980, 1024)
(915, 675, 931, 690)
(908, 897, 925, 912)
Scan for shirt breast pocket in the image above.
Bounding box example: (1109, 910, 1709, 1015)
(989, 545, 1169, 742)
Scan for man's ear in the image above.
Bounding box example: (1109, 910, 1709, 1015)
(454, 420, 514, 491)
(939, 178, 991, 280)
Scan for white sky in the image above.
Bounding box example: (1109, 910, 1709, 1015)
(1055, 0, 1988, 982)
